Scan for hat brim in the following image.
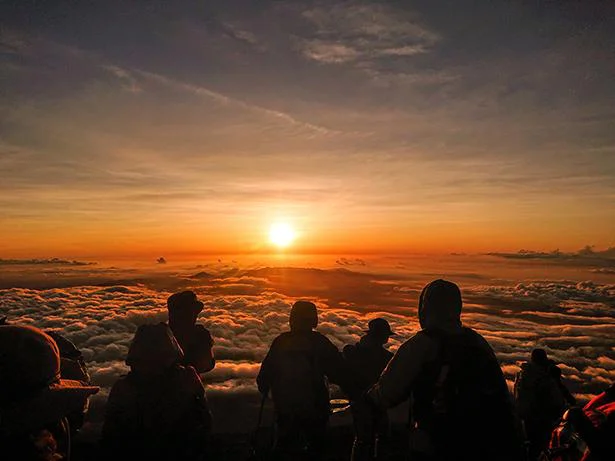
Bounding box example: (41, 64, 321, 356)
(364, 329, 397, 337)
(1, 380, 99, 433)
(169, 301, 204, 312)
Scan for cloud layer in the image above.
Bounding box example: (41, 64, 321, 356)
(1, 260, 614, 434)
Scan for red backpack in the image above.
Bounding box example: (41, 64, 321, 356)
(547, 387, 615, 461)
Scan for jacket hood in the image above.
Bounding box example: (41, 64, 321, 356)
(418, 279, 463, 332)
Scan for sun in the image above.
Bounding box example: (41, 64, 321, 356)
(269, 222, 295, 248)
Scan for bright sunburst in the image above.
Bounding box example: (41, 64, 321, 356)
(269, 222, 295, 248)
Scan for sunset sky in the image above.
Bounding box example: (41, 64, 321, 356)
(2, 1, 614, 258)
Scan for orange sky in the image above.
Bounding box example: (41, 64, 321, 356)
(2, 1, 615, 259)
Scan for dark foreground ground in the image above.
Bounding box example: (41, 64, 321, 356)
(72, 424, 411, 461)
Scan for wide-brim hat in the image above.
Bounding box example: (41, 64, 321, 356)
(365, 318, 396, 337)
(1, 379, 99, 433)
(0, 325, 99, 434)
(167, 290, 204, 313)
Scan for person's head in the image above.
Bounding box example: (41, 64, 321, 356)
(365, 318, 396, 345)
(126, 323, 184, 375)
(418, 279, 462, 331)
(0, 325, 99, 457)
(289, 301, 318, 332)
(531, 348, 549, 366)
(167, 290, 204, 327)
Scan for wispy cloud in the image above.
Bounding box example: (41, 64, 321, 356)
(130, 67, 340, 136)
(298, 3, 439, 65)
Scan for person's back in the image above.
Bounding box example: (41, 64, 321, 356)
(515, 349, 567, 460)
(262, 330, 340, 418)
(343, 326, 394, 393)
(167, 291, 215, 374)
(368, 279, 521, 461)
(343, 318, 395, 461)
(102, 323, 211, 460)
(257, 301, 348, 459)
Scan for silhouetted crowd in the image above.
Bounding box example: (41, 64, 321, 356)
(1, 279, 614, 461)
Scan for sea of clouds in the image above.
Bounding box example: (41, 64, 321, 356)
(1, 256, 614, 435)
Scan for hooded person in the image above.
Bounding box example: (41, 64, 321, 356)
(257, 300, 352, 460)
(102, 323, 211, 461)
(0, 325, 99, 461)
(367, 280, 521, 461)
(167, 290, 215, 374)
(343, 318, 396, 461)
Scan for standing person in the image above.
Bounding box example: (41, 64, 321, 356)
(257, 300, 351, 460)
(367, 279, 521, 461)
(102, 323, 211, 461)
(167, 290, 215, 373)
(343, 318, 395, 461)
(514, 349, 568, 460)
(0, 324, 99, 461)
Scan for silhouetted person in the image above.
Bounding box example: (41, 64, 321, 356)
(343, 318, 395, 461)
(0, 318, 92, 433)
(102, 323, 211, 461)
(0, 325, 99, 461)
(257, 301, 351, 460)
(167, 290, 215, 373)
(367, 280, 521, 461)
(514, 348, 569, 460)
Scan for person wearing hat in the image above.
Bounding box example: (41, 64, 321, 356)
(0, 324, 99, 461)
(257, 300, 352, 460)
(167, 290, 215, 374)
(367, 280, 522, 461)
(343, 318, 396, 461)
(102, 323, 211, 460)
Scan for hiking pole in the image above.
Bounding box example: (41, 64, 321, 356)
(248, 393, 268, 460)
(256, 393, 266, 432)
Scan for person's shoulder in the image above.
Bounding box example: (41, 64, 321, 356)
(393, 330, 438, 360)
(311, 330, 337, 346)
(269, 331, 291, 348)
(194, 324, 213, 340)
(173, 365, 205, 392)
(108, 374, 136, 399)
(461, 327, 495, 350)
(342, 343, 358, 359)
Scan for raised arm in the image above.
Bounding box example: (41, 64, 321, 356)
(257, 339, 277, 396)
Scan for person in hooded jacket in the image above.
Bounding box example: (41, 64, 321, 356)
(367, 279, 521, 461)
(257, 300, 352, 460)
(102, 323, 211, 461)
(343, 318, 396, 461)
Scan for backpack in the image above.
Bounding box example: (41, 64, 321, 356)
(547, 387, 615, 461)
(270, 333, 330, 419)
(515, 362, 565, 422)
(413, 328, 521, 460)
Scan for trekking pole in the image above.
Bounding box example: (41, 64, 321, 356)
(248, 393, 268, 460)
(256, 393, 266, 432)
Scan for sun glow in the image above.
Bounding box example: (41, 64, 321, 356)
(269, 222, 296, 248)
